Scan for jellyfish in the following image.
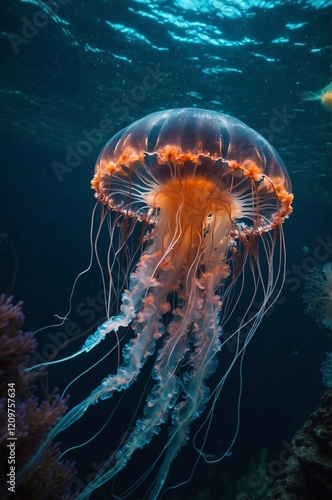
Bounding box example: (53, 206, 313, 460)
(303, 262, 332, 329)
(301, 81, 332, 111)
(21, 108, 293, 499)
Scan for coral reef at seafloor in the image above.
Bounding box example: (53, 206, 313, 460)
(0, 294, 76, 500)
(268, 389, 332, 499)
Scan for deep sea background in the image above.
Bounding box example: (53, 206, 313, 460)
(1, 1, 332, 499)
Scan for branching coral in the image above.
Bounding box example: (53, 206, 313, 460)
(0, 294, 76, 499)
(321, 352, 332, 389)
(303, 263, 332, 329)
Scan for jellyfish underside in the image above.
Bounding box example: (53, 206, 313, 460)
(301, 81, 332, 111)
(22, 109, 293, 499)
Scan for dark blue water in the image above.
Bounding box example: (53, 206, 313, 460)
(1, 1, 332, 499)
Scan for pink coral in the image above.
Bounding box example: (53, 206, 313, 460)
(0, 294, 76, 499)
